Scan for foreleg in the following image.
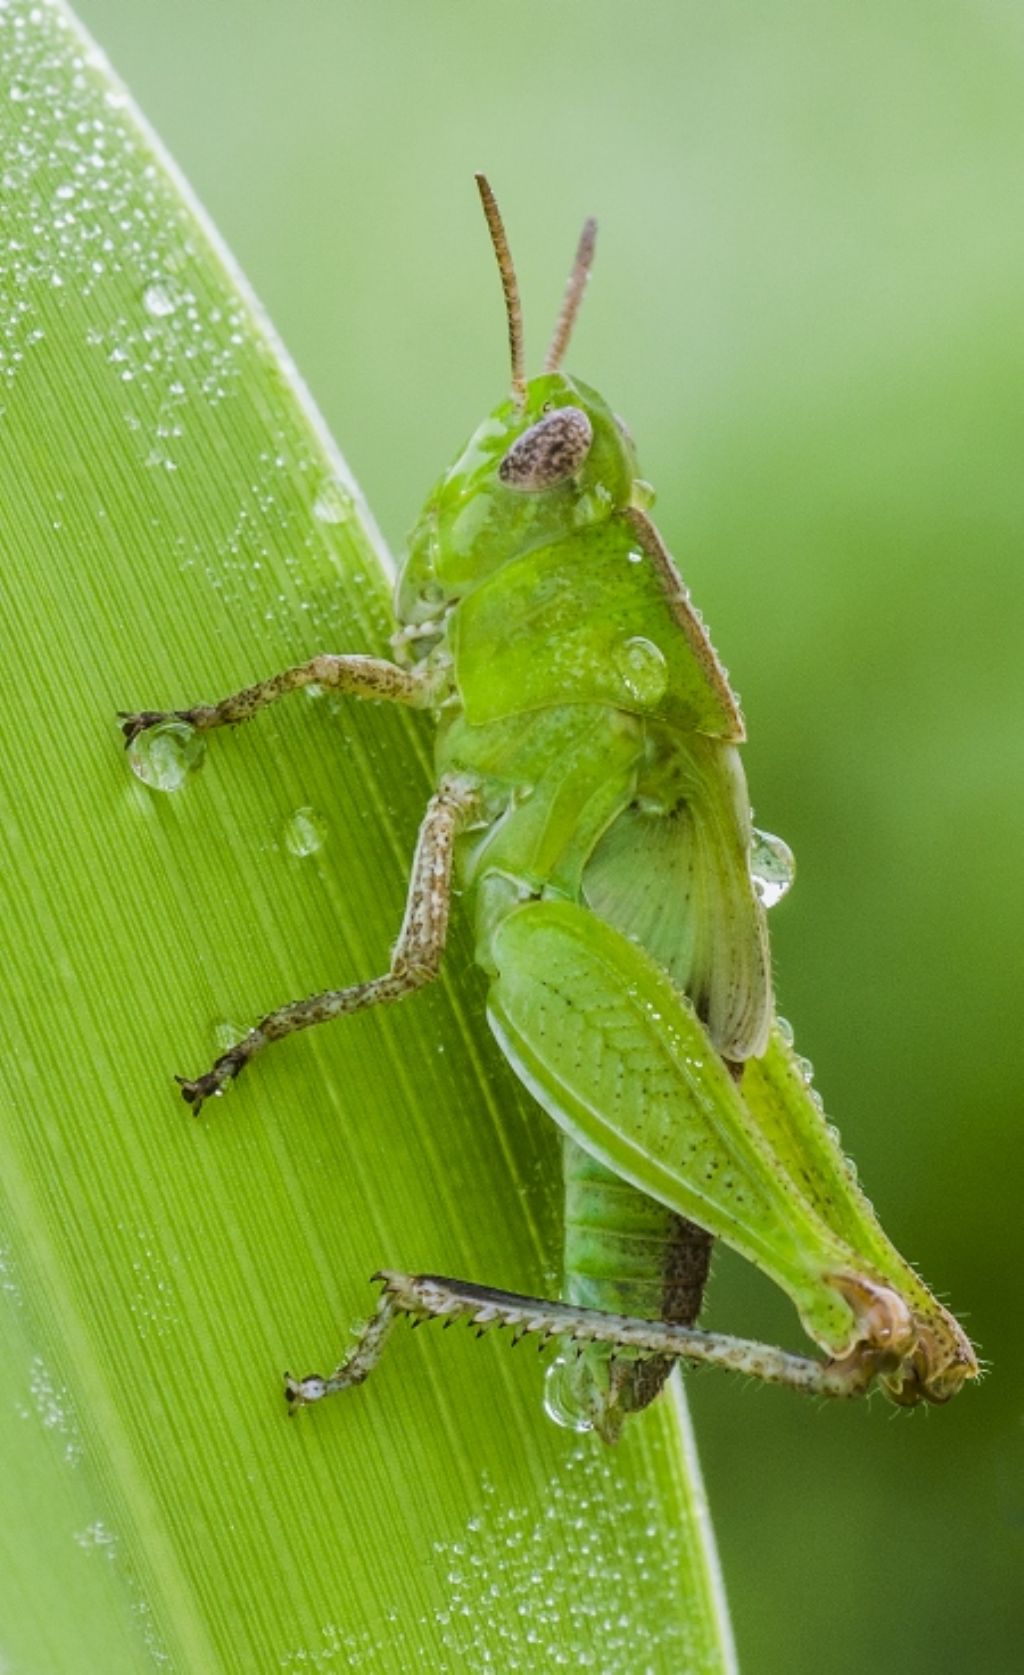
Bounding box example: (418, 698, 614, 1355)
(120, 653, 430, 743)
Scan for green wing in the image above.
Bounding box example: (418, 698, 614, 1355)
(582, 734, 771, 1060)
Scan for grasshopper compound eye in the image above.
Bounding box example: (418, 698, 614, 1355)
(498, 406, 594, 491)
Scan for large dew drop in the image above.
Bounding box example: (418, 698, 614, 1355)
(749, 827, 795, 908)
(127, 721, 205, 792)
(213, 1020, 247, 1054)
(612, 635, 669, 707)
(142, 280, 179, 318)
(542, 1354, 595, 1434)
(283, 806, 327, 857)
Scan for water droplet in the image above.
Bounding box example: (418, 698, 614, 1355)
(631, 478, 656, 510)
(542, 1355, 595, 1434)
(612, 636, 668, 707)
(749, 828, 795, 908)
(73, 1520, 116, 1554)
(412, 582, 444, 616)
(213, 1020, 247, 1054)
(776, 1015, 795, 1047)
(312, 476, 353, 525)
(572, 489, 602, 527)
(283, 806, 327, 857)
(127, 722, 205, 792)
(142, 280, 178, 318)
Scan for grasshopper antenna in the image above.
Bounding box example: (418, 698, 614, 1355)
(543, 215, 597, 374)
(475, 173, 527, 408)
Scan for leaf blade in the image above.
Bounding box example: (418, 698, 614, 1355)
(0, 2, 735, 1669)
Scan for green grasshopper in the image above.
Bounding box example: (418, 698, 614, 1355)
(122, 176, 976, 1442)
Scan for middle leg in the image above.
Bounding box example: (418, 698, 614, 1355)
(178, 774, 479, 1112)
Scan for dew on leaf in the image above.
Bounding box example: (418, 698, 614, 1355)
(127, 721, 205, 792)
(142, 280, 178, 318)
(283, 805, 327, 857)
(312, 476, 354, 525)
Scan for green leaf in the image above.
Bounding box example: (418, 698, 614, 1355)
(0, 3, 735, 1669)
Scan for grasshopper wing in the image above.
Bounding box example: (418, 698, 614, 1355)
(582, 735, 771, 1060)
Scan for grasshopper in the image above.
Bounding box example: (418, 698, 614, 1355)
(122, 177, 976, 1442)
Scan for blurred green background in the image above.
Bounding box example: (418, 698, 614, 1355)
(71, 2, 1024, 1669)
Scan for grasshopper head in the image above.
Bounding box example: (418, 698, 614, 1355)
(395, 178, 642, 627)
